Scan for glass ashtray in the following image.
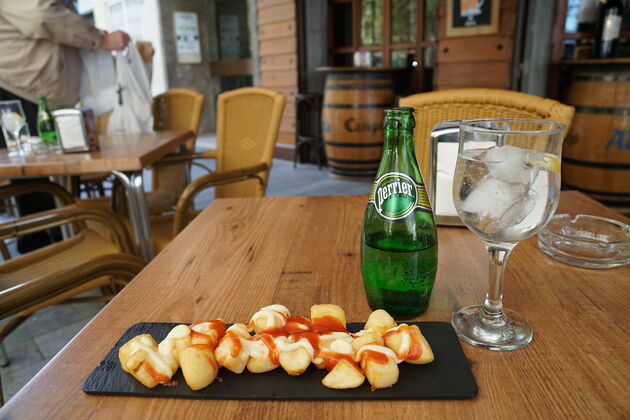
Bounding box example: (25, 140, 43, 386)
(538, 214, 630, 269)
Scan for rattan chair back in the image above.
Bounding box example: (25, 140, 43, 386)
(399, 88, 575, 176)
(214, 87, 285, 198)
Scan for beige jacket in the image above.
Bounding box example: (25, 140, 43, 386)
(0, 0, 102, 108)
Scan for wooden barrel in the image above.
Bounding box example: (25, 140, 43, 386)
(321, 70, 395, 180)
(563, 60, 630, 214)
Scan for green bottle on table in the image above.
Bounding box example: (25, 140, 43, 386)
(360, 107, 438, 319)
(37, 95, 59, 148)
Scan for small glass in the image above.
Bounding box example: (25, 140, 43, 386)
(0, 100, 30, 156)
(451, 119, 565, 351)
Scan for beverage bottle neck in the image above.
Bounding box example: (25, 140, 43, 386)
(380, 111, 423, 182)
(37, 96, 49, 111)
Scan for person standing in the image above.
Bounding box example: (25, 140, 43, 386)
(0, 0, 130, 252)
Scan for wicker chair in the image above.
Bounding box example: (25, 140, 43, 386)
(149, 87, 286, 252)
(147, 88, 205, 215)
(0, 182, 145, 393)
(82, 89, 205, 214)
(398, 88, 575, 179)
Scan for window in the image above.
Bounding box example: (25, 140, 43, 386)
(329, 0, 438, 90)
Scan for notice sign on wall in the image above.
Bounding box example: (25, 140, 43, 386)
(174, 11, 201, 64)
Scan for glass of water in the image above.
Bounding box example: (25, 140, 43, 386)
(0, 100, 29, 156)
(451, 119, 565, 350)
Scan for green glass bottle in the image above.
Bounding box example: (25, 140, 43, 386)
(37, 96, 59, 147)
(360, 107, 438, 319)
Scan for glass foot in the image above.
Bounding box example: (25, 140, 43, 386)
(451, 305, 533, 351)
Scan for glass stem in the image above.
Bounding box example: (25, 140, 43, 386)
(482, 242, 516, 319)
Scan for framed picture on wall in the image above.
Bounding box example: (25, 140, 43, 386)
(446, 0, 500, 37)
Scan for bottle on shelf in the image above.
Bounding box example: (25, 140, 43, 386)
(593, 0, 624, 58)
(36, 95, 59, 151)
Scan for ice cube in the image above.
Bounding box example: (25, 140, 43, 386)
(461, 177, 526, 218)
(484, 145, 536, 185)
(496, 189, 538, 229)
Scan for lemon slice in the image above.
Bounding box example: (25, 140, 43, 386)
(539, 153, 561, 172)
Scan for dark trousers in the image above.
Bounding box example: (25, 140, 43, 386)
(0, 88, 58, 253)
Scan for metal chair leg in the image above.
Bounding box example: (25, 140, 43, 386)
(0, 343, 8, 368)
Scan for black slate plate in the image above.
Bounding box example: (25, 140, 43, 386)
(83, 321, 477, 400)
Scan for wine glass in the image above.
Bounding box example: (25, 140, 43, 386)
(451, 119, 565, 351)
(0, 100, 29, 156)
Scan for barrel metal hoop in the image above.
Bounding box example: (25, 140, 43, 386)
(324, 140, 383, 147)
(573, 74, 630, 82)
(323, 103, 391, 109)
(327, 72, 393, 80)
(563, 156, 630, 170)
(326, 157, 382, 164)
(571, 105, 630, 115)
(324, 84, 395, 90)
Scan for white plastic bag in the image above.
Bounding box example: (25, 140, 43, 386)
(107, 44, 153, 134)
(78, 49, 117, 117)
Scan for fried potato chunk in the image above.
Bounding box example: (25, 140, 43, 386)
(322, 359, 365, 389)
(364, 309, 397, 337)
(246, 337, 279, 373)
(351, 330, 384, 351)
(119, 334, 174, 389)
(310, 304, 346, 329)
(215, 324, 250, 374)
(384, 324, 434, 365)
(356, 345, 400, 390)
(249, 305, 290, 333)
(179, 345, 218, 391)
(278, 346, 312, 376)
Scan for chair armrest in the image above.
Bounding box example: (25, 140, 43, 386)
(172, 162, 268, 234)
(0, 205, 136, 255)
(0, 181, 74, 206)
(152, 149, 218, 166)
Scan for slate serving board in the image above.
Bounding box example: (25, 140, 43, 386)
(83, 321, 477, 400)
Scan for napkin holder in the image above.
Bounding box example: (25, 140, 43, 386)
(428, 120, 464, 226)
(52, 108, 99, 153)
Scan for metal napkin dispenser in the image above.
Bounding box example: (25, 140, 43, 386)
(428, 120, 464, 226)
(52, 108, 99, 153)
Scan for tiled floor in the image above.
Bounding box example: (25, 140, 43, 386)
(0, 135, 372, 401)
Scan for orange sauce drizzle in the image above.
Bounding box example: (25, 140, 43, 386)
(144, 363, 171, 384)
(319, 352, 358, 372)
(225, 331, 244, 358)
(189, 320, 227, 350)
(359, 349, 389, 366)
(383, 325, 422, 360)
(289, 331, 320, 354)
(283, 315, 311, 334)
(310, 316, 347, 333)
(251, 333, 279, 365)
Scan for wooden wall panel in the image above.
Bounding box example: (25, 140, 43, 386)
(259, 38, 297, 55)
(260, 54, 297, 71)
(435, 0, 518, 90)
(258, 2, 295, 25)
(259, 20, 296, 40)
(257, 0, 298, 153)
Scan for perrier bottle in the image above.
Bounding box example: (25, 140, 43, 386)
(360, 107, 438, 319)
(37, 96, 59, 150)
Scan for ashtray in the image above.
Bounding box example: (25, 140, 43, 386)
(538, 214, 630, 269)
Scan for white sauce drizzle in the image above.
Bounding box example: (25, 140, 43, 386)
(129, 336, 175, 379)
(354, 345, 402, 364)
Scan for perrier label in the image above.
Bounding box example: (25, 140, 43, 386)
(369, 172, 432, 220)
(360, 107, 438, 319)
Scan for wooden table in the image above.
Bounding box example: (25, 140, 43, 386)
(1, 191, 628, 419)
(0, 130, 194, 260)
